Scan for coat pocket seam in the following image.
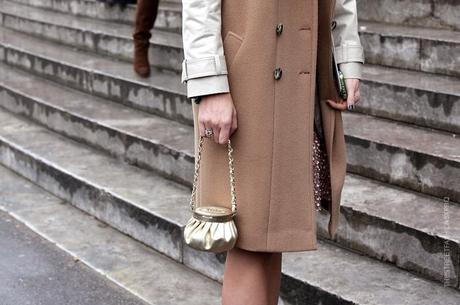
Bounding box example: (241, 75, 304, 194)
(223, 30, 244, 70)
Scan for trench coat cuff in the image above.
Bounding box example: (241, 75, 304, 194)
(334, 44, 364, 64)
(339, 62, 363, 79)
(186, 75, 230, 98)
(181, 55, 229, 83)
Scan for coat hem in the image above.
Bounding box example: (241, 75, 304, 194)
(234, 230, 318, 253)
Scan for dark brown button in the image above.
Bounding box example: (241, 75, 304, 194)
(274, 68, 282, 80)
(276, 23, 283, 35)
(331, 20, 337, 30)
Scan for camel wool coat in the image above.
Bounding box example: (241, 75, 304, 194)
(181, 0, 364, 252)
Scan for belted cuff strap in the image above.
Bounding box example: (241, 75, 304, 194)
(339, 62, 363, 79)
(181, 54, 229, 83)
(186, 74, 230, 98)
(334, 44, 364, 64)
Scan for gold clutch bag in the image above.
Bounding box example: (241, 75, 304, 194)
(183, 135, 238, 253)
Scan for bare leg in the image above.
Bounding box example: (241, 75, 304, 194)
(222, 247, 282, 305)
(266, 252, 282, 305)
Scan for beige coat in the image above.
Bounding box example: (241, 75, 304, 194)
(181, 0, 365, 252)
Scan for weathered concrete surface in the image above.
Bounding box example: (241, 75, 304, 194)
(1, 164, 459, 305)
(0, 0, 183, 71)
(3, 0, 460, 77)
(0, 63, 195, 186)
(344, 112, 460, 203)
(359, 21, 460, 77)
(0, 107, 228, 281)
(318, 174, 459, 288)
(0, 0, 182, 62)
(2, 16, 460, 135)
(2, 29, 459, 203)
(0, 63, 455, 287)
(0, 0, 459, 300)
(360, 64, 460, 133)
(357, 0, 460, 31)
(0, 27, 192, 125)
(15, 0, 460, 38)
(0, 107, 458, 289)
(12, 0, 182, 32)
(0, 110, 192, 263)
(2, 55, 459, 208)
(282, 239, 460, 305)
(0, 167, 221, 305)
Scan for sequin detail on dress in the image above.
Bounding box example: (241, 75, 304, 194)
(312, 120, 332, 212)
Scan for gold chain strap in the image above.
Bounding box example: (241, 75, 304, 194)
(189, 136, 237, 214)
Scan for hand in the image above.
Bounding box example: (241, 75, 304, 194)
(326, 78, 361, 111)
(198, 92, 238, 144)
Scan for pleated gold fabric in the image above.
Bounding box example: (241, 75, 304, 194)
(183, 214, 238, 253)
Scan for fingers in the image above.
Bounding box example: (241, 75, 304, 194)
(326, 79, 361, 111)
(218, 120, 231, 144)
(213, 107, 237, 144)
(345, 79, 361, 109)
(230, 106, 238, 135)
(197, 93, 237, 145)
(219, 106, 238, 144)
(346, 86, 355, 109)
(198, 119, 205, 137)
(326, 99, 347, 110)
(212, 124, 222, 144)
(354, 88, 361, 105)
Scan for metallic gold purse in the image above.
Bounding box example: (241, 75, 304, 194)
(183, 135, 238, 253)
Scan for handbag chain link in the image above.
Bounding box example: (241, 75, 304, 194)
(189, 135, 237, 214)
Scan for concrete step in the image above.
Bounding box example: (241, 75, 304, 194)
(359, 20, 460, 77)
(0, 165, 222, 305)
(360, 64, 460, 134)
(14, 0, 460, 36)
(0, 108, 193, 264)
(2, 0, 460, 78)
(324, 173, 460, 289)
(15, 0, 460, 36)
(2, 26, 459, 203)
(11, 0, 182, 32)
(0, 27, 191, 125)
(2, 26, 460, 137)
(0, 106, 457, 289)
(2, 31, 459, 203)
(357, 0, 460, 31)
(0, 62, 194, 186)
(9, 0, 179, 35)
(0, 0, 183, 71)
(0, 113, 459, 302)
(343, 111, 460, 203)
(2, 63, 459, 287)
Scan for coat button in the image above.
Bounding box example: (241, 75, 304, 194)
(331, 20, 337, 30)
(274, 68, 282, 80)
(276, 23, 283, 35)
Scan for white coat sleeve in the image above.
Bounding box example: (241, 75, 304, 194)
(181, 0, 230, 98)
(332, 0, 365, 79)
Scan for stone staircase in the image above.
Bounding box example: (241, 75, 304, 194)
(0, 0, 458, 303)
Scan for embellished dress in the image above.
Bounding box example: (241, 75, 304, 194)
(312, 83, 333, 212)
